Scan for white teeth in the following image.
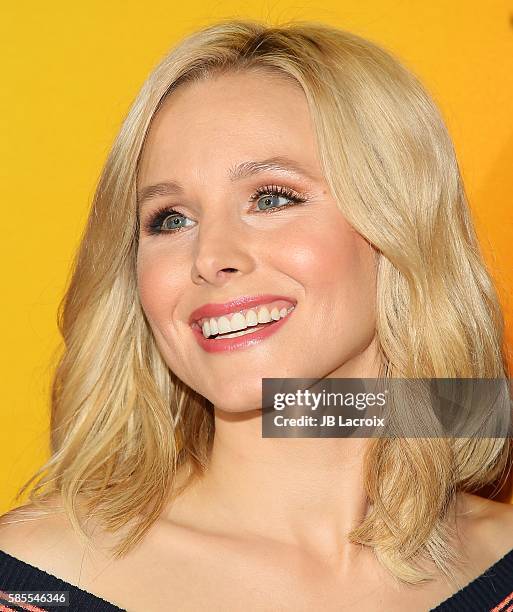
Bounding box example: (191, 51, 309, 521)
(214, 327, 261, 340)
(209, 317, 218, 335)
(230, 312, 247, 331)
(198, 304, 295, 338)
(257, 307, 271, 324)
(202, 320, 210, 337)
(245, 309, 258, 326)
(217, 316, 231, 334)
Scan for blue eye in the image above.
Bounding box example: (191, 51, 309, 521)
(251, 185, 307, 212)
(161, 214, 193, 231)
(256, 193, 292, 210)
(142, 185, 307, 236)
(143, 209, 195, 235)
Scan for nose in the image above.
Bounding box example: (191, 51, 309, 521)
(190, 210, 255, 287)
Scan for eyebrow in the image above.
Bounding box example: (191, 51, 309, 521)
(136, 156, 317, 208)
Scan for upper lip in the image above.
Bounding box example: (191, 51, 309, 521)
(188, 294, 297, 326)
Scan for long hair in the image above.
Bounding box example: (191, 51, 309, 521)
(13, 18, 511, 585)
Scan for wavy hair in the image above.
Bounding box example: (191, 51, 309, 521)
(13, 18, 512, 585)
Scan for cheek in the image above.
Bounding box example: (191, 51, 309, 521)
(279, 216, 373, 293)
(276, 216, 376, 330)
(136, 246, 197, 383)
(136, 246, 186, 327)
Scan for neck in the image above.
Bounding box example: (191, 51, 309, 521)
(202, 410, 371, 565)
(172, 343, 384, 565)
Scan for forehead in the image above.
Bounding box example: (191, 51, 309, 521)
(138, 70, 321, 184)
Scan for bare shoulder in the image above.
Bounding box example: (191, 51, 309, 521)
(0, 494, 70, 548)
(456, 492, 513, 564)
(0, 495, 197, 610)
(0, 494, 111, 584)
(457, 491, 513, 531)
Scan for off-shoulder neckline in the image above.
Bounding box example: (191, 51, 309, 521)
(430, 546, 513, 610)
(0, 548, 125, 610)
(1, 546, 513, 611)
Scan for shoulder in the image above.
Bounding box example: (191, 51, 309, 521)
(0, 494, 69, 547)
(456, 492, 513, 565)
(0, 494, 111, 583)
(457, 491, 513, 532)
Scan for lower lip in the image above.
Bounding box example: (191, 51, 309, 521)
(191, 311, 294, 353)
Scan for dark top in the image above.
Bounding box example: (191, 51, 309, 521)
(1, 547, 513, 611)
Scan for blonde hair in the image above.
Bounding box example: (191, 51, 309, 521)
(13, 18, 511, 585)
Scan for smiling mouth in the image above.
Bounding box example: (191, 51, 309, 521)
(193, 303, 296, 340)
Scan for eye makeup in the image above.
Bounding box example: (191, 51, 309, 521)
(141, 184, 309, 236)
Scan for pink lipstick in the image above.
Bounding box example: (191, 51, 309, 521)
(189, 294, 296, 353)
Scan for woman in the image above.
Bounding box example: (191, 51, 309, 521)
(1, 18, 512, 611)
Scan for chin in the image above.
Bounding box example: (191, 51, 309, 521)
(214, 403, 262, 415)
(205, 385, 264, 414)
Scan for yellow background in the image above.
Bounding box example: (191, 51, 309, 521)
(1, 1, 512, 513)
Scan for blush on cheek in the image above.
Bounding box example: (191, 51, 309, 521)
(285, 229, 365, 290)
(137, 267, 161, 318)
(137, 254, 183, 325)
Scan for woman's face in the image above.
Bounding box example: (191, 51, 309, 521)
(136, 69, 379, 412)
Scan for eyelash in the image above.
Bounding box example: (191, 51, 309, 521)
(142, 184, 308, 236)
